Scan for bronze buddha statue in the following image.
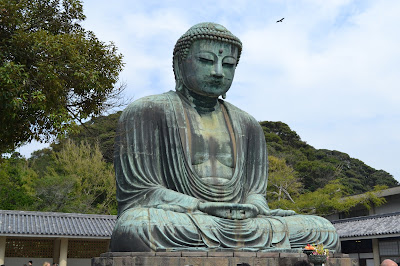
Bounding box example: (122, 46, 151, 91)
(110, 22, 340, 252)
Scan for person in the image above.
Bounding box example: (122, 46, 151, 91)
(28, 261, 32, 266)
(110, 22, 340, 252)
(42, 263, 50, 266)
(381, 259, 398, 266)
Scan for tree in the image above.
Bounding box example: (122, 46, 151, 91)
(28, 147, 55, 176)
(269, 180, 387, 216)
(295, 160, 341, 192)
(0, 0, 124, 154)
(52, 111, 122, 163)
(267, 156, 302, 203)
(32, 140, 117, 214)
(0, 153, 36, 209)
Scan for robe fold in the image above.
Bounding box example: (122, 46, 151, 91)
(110, 91, 340, 252)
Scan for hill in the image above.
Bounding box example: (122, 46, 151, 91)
(260, 121, 398, 194)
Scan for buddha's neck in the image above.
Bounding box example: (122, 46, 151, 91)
(179, 87, 220, 114)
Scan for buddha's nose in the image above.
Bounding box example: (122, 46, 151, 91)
(211, 63, 224, 78)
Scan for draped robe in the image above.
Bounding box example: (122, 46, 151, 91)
(110, 91, 340, 252)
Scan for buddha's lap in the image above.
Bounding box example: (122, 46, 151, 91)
(112, 207, 338, 244)
(115, 207, 287, 231)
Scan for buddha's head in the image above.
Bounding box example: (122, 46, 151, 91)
(173, 23, 242, 99)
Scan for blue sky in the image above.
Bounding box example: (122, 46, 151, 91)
(18, 0, 400, 182)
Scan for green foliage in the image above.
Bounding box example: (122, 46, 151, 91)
(0, 0, 124, 153)
(262, 121, 396, 215)
(52, 111, 122, 163)
(295, 160, 341, 192)
(267, 156, 301, 203)
(357, 185, 388, 210)
(269, 180, 387, 216)
(28, 147, 55, 176)
(0, 140, 117, 214)
(261, 121, 398, 194)
(0, 153, 36, 209)
(31, 140, 117, 214)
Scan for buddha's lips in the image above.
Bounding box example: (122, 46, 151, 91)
(207, 79, 224, 85)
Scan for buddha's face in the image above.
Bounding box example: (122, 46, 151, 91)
(180, 39, 238, 98)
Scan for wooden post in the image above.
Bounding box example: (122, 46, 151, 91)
(59, 238, 68, 266)
(53, 238, 61, 264)
(372, 238, 380, 266)
(0, 236, 6, 265)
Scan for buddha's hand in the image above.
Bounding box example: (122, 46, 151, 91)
(262, 208, 296, 217)
(198, 202, 258, 220)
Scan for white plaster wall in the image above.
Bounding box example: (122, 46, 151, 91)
(4, 257, 91, 266)
(4, 257, 53, 266)
(325, 212, 339, 221)
(66, 258, 91, 266)
(375, 195, 400, 215)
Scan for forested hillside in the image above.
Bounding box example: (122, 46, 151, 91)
(1, 112, 397, 215)
(261, 121, 397, 194)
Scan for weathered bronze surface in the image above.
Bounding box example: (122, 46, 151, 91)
(110, 22, 341, 252)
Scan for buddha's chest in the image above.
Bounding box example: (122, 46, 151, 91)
(185, 107, 234, 182)
(190, 115, 233, 165)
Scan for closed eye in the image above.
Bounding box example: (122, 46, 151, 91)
(222, 57, 236, 68)
(222, 62, 235, 68)
(199, 57, 214, 63)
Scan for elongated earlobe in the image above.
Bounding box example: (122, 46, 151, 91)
(174, 56, 184, 92)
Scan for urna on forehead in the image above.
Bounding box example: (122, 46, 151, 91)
(173, 22, 243, 63)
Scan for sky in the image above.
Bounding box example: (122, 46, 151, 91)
(17, 0, 400, 182)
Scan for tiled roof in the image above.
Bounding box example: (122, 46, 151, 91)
(332, 212, 400, 239)
(2, 209, 400, 240)
(0, 210, 116, 238)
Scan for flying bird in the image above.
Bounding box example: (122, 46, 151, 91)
(276, 18, 284, 23)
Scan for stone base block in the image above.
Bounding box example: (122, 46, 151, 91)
(92, 252, 358, 266)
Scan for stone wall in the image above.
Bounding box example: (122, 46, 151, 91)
(92, 251, 358, 266)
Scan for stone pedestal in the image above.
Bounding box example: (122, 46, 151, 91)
(92, 251, 358, 266)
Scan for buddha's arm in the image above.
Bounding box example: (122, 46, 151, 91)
(149, 187, 201, 213)
(115, 95, 205, 214)
(117, 185, 202, 214)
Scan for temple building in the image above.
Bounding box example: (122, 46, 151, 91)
(328, 186, 400, 266)
(0, 211, 114, 266)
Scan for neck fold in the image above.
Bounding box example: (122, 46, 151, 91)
(179, 86, 220, 113)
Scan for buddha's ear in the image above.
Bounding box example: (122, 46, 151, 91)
(173, 55, 184, 92)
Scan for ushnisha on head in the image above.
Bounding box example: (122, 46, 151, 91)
(173, 22, 242, 101)
(173, 22, 242, 66)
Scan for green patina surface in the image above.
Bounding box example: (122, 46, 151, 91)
(110, 22, 340, 252)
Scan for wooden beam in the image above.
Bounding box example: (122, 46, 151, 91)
(0, 236, 6, 265)
(59, 238, 68, 266)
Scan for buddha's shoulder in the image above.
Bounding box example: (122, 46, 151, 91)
(121, 91, 175, 115)
(222, 100, 260, 126)
(127, 91, 174, 108)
